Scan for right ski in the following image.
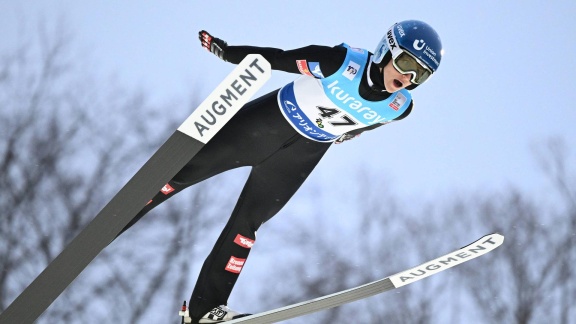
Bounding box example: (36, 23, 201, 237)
(0, 54, 271, 324)
(226, 233, 504, 324)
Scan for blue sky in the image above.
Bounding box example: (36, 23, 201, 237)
(2, 0, 576, 201)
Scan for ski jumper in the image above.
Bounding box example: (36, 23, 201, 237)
(278, 44, 411, 142)
(119, 43, 414, 321)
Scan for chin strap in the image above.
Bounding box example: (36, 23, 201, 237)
(366, 58, 387, 92)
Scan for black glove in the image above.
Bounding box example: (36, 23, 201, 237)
(198, 30, 228, 61)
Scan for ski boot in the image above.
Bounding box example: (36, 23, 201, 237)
(179, 301, 250, 323)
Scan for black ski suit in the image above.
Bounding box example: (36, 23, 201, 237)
(120, 43, 412, 320)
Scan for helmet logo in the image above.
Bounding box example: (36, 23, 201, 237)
(396, 24, 406, 37)
(386, 30, 397, 50)
(413, 39, 426, 51)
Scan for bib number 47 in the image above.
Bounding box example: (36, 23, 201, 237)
(316, 106, 357, 127)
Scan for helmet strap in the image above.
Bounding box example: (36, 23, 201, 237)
(367, 57, 386, 92)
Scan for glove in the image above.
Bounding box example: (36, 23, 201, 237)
(198, 30, 228, 61)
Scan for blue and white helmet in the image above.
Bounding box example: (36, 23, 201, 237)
(373, 20, 443, 73)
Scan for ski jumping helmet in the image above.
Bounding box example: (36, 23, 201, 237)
(373, 20, 442, 84)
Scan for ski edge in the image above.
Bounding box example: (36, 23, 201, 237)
(226, 233, 504, 323)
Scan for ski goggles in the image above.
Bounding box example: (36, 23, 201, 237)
(392, 50, 433, 85)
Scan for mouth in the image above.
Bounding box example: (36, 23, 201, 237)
(393, 79, 403, 88)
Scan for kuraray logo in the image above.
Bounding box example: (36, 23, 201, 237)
(234, 234, 255, 249)
(343, 61, 360, 81)
(326, 80, 387, 124)
(225, 256, 246, 274)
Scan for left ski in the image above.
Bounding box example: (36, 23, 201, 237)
(0, 54, 271, 324)
(223, 233, 504, 324)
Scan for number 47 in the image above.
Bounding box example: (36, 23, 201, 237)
(317, 106, 357, 127)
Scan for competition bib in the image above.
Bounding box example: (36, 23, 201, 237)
(278, 44, 412, 142)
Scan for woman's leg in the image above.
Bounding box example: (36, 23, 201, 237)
(189, 135, 331, 320)
(117, 91, 289, 237)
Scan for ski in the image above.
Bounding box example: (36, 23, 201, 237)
(0, 54, 271, 324)
(225, 233, 504, 324)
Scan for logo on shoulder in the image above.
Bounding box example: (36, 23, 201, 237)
(308, 62, 324, 78)
(350, 47, 365, 54)
(296, 60, 313, 76)
(343, 61, 360, 81)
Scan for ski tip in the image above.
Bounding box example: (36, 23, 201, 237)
(389, 232, 504, 288)
(482, 232, 505, 247)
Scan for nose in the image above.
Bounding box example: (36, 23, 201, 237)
(400, 72, 412, 82)
(399, 72, 414, 86)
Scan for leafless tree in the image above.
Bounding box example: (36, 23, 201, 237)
(446, 138, 576, 324)
(532, 137, 576, 323)
(252, 139, 576, 323)
(253, 171, 439, 323)
(0, 19, 237, 323)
